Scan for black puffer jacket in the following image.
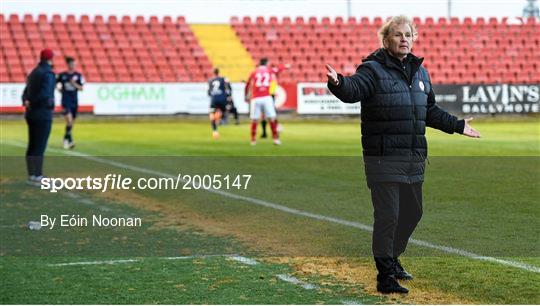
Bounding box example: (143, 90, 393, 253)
(22, 61, 55, 120)
(328, 48, 464, 185)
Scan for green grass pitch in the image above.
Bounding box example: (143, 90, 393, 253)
(1, 116, 539, 304)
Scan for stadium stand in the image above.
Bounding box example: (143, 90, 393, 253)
(0, 14, 213, 82)
(231, 16, 540, 84)
(1, 14, 538, 84)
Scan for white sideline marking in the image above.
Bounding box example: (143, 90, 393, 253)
(164, 254, 235, 260)
(66, 191, 111, 211)
(277, 274, 318, 290)
(4, 140, 539, 274)
(65, 192, 79, 199)
(341, 299, 362, 305)
(48, 254, 245, 267)
(48, 259, 139, 266)
(80, 198, 94, 205)
(168, 254, 235, 260)
(164, 255, 198, 260)
(229, 255, 259, 265)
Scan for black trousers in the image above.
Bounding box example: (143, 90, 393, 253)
(25, 117, 52, 177)
(369, 182, 423, 276)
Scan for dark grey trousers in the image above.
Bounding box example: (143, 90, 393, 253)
(25, 117, 52, 177)
(369, 182, 423, 276)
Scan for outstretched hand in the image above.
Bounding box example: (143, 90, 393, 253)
(463, 117, 481, 138)
(326, 64, 339, 86)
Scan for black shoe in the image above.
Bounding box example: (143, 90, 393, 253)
(394, 258, 413, 280)
(260, 134, 268, 139)
(376, 274, 409, 294)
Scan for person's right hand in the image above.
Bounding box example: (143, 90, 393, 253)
(326, 64, 339, 86)
(24, 100, 30, 110)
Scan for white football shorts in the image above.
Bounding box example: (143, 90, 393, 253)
(249, 96, 276, 120)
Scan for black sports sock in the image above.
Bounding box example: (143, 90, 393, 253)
(65, 125, 73, 142)
(261, 120, 267, 136)
(211, 120, 217, 131)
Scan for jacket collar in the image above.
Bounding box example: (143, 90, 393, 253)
(38, 61, 52, 69)
(363, 48, 423, 70)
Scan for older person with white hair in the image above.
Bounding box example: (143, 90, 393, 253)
(326, 15, 481, 294)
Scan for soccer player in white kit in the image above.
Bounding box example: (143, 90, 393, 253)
(244, 58, 280, 145)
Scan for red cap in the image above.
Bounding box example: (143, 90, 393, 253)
(40, 48, 54, 60)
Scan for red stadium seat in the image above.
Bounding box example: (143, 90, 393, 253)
(449, 17, 460, 26)
(66, 14, 76, 25)
(23, 14, 33, 24)
(488, 17, 499, 27)
(121, 15, 131, 25)
(525, 17, 537, 25)
(359, 17, 369, 25)
(476, 17, 486, 25)
(321, 17, 331, 26)
(269, 16, 278, 25)
(135, 16, 145, 25)
(37, 14, 48, 24)
(282, 17, 291, 26)
(8, 14, 20, 24)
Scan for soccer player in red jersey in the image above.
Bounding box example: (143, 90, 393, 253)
(259, 63, 290, 138)
(244, 58, 280, 145)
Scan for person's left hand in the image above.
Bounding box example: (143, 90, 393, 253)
(463, 117, 481, 138)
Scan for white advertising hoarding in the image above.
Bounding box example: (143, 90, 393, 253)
(92, 82, 248, 115)
(297, 82, 361, 114)
(1, 83, 95, 109)
(1, 83, 27, 108)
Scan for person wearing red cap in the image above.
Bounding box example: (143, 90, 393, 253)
(21, 48, 56, 185)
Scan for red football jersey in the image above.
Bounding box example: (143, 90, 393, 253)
(245, 65, 276, 99)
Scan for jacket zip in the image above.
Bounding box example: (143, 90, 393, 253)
(395, 64, 417, 149)
(401, 64, 417, 181)
(379, 134, 385, 164)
